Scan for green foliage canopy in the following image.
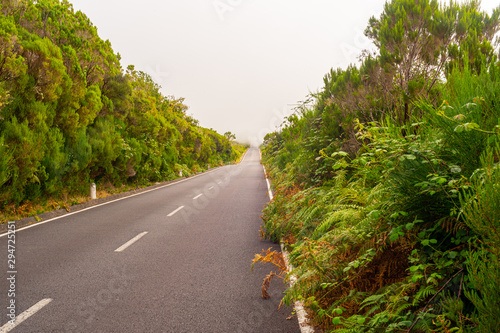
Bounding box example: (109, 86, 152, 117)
(0, 0, 246, 207)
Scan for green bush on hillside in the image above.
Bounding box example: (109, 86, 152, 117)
(260, 1, 500, 331)
(0, 0, 246, 208)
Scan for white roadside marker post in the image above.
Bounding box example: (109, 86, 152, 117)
(90, 183, 96, 200)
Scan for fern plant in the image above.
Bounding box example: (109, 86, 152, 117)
(461, 146, 500, 332)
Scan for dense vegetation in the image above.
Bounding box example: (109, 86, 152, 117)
(261, 0, 500, 331)
(0, 0, 245, 214)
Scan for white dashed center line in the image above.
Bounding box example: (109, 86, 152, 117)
(0, 298, 53, 333)
(193, 194, 203, 200)
(167, 206, 184, 217)
(114, 232, 148, 252)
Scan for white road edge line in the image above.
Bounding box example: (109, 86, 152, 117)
(260, 152, 314, 333)
(262, 166, 273, 201)
(281, 243, 315, 333)
(0, 298, 53, 333)
(167, 206, 184, 217)
(0, 167, 224, 238)
(193, 194, 203, 200)
(114, 232, 148, 252)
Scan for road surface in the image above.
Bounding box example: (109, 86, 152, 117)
(0, 148, 300, 333)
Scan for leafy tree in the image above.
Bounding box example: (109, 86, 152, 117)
(365, 0, 499, 123)
(0, 0, 245, 208)
(224, 131, 236, 141)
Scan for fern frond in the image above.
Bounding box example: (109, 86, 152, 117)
(413, 284, 438, 306)
(261, 272, 277, 299)
(251, 248, 286, 274)
(439, 216, 469, 235)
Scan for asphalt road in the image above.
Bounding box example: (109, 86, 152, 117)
(0, 148, 300, 333)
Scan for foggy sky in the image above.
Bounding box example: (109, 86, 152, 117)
(68, 0, 499, 145)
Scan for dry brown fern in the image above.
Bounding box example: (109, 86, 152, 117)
(261, 272, 277, 299)
(440, 216, 469, 235)
(252, 248, 287, 299)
